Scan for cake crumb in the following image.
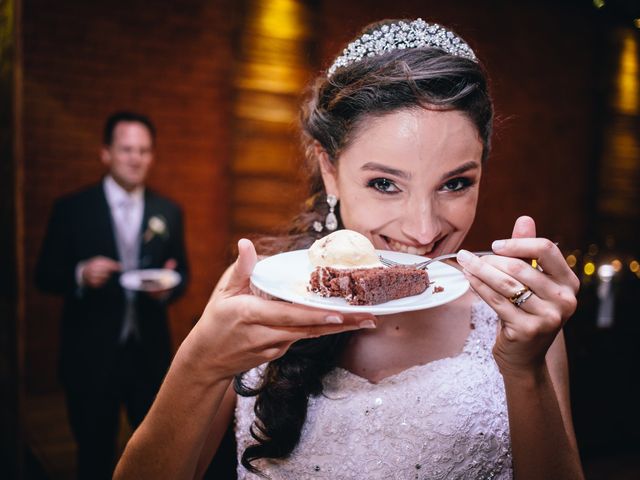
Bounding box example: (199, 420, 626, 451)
(433, 285, 444, 293)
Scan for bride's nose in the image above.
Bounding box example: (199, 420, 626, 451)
(401, 196, 441, 245)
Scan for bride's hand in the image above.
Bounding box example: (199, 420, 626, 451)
(455, 216, 579, 377)
(188, 239, 377, 381)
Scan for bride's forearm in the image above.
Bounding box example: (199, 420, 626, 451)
(503, 365, 584, 480)
(114, 329, 232, 480)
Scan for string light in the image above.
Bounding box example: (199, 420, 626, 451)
(597, 264, 615, 281)
(584, 262, 596, 276)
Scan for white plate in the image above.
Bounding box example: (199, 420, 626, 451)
(120, 269, 181, 292)
(250, 249, 469, 315)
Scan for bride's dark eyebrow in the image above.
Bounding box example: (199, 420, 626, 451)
(361, 162, 410, 180)
(360, 161, 480, 181)
(439, 161, 480, 181)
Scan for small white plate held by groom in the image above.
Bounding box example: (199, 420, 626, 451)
(120, 269, 181, 292)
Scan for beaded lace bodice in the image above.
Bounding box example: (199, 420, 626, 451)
(235, 300, 513, 479)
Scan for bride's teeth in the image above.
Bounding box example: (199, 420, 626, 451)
(388, 240, 429, 255)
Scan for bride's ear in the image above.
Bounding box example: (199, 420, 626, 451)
(314, 142, 339, 196)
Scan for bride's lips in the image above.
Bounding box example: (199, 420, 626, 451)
(381, 235, 446, 256)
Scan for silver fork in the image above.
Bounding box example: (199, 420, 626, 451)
(379, 250, 495, 270)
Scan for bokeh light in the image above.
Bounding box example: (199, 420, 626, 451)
(584, 262, 596, 276)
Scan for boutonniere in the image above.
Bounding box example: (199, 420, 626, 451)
(143, 215, 169, 243)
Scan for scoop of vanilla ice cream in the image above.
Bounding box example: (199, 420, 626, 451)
(308, 230, 382, 268)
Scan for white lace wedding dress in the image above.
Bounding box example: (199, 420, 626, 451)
(235, 301, 513, 479)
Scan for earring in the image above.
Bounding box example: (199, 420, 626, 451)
(312, 194, 338, 232)
(325, 194, 338, 231)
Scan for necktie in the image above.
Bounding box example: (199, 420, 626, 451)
(117, 198, 140, 342)
(120, 198, 136, 250)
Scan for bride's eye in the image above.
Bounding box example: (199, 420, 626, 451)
(441, 177, 472, 192)
(367, 178, 400, 194)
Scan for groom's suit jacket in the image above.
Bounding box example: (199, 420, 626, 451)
(36, 182, 189, 389)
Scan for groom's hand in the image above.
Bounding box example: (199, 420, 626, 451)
(145, 258, 178, 301)
(81, 256, 121, 288)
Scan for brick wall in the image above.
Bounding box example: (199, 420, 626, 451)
(22, 0, 235, 392)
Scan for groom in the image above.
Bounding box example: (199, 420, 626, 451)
(36, 111, 189, 479)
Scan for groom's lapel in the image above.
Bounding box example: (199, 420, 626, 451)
(94, 184, 119, 260)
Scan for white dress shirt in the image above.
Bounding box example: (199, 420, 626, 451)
(103, 175, 145, 248)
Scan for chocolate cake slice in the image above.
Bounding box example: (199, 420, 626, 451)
(309, 266, 429, 305)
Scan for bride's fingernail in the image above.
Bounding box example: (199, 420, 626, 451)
(359, 319, 376, 329)
(457, 249, 472, 265)
(492, 240, 506, 251)
(325, 315, 343, 324)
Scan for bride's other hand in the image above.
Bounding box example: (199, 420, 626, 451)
(456, 216, 579, 376)
(188, 238, 377, 381)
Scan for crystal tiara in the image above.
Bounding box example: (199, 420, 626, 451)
(327, 18, 477, 77)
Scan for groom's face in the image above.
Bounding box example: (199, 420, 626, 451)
(101, 121, 154, 191)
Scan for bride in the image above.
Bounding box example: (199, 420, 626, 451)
(115, 18, 584, 479)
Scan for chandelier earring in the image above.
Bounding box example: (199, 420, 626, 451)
(312, 194, 339, 232)
(325, 194, 338, 231)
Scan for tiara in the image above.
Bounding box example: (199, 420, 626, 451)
(327, 18, 477, 77)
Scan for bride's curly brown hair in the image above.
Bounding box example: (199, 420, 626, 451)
(234, 19, 494, 474)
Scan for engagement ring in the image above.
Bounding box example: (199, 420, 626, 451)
(509, 286, 533, 308)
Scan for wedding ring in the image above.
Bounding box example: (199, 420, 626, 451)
(509, 286, 533, 307)
(513, 289, 533, 307)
